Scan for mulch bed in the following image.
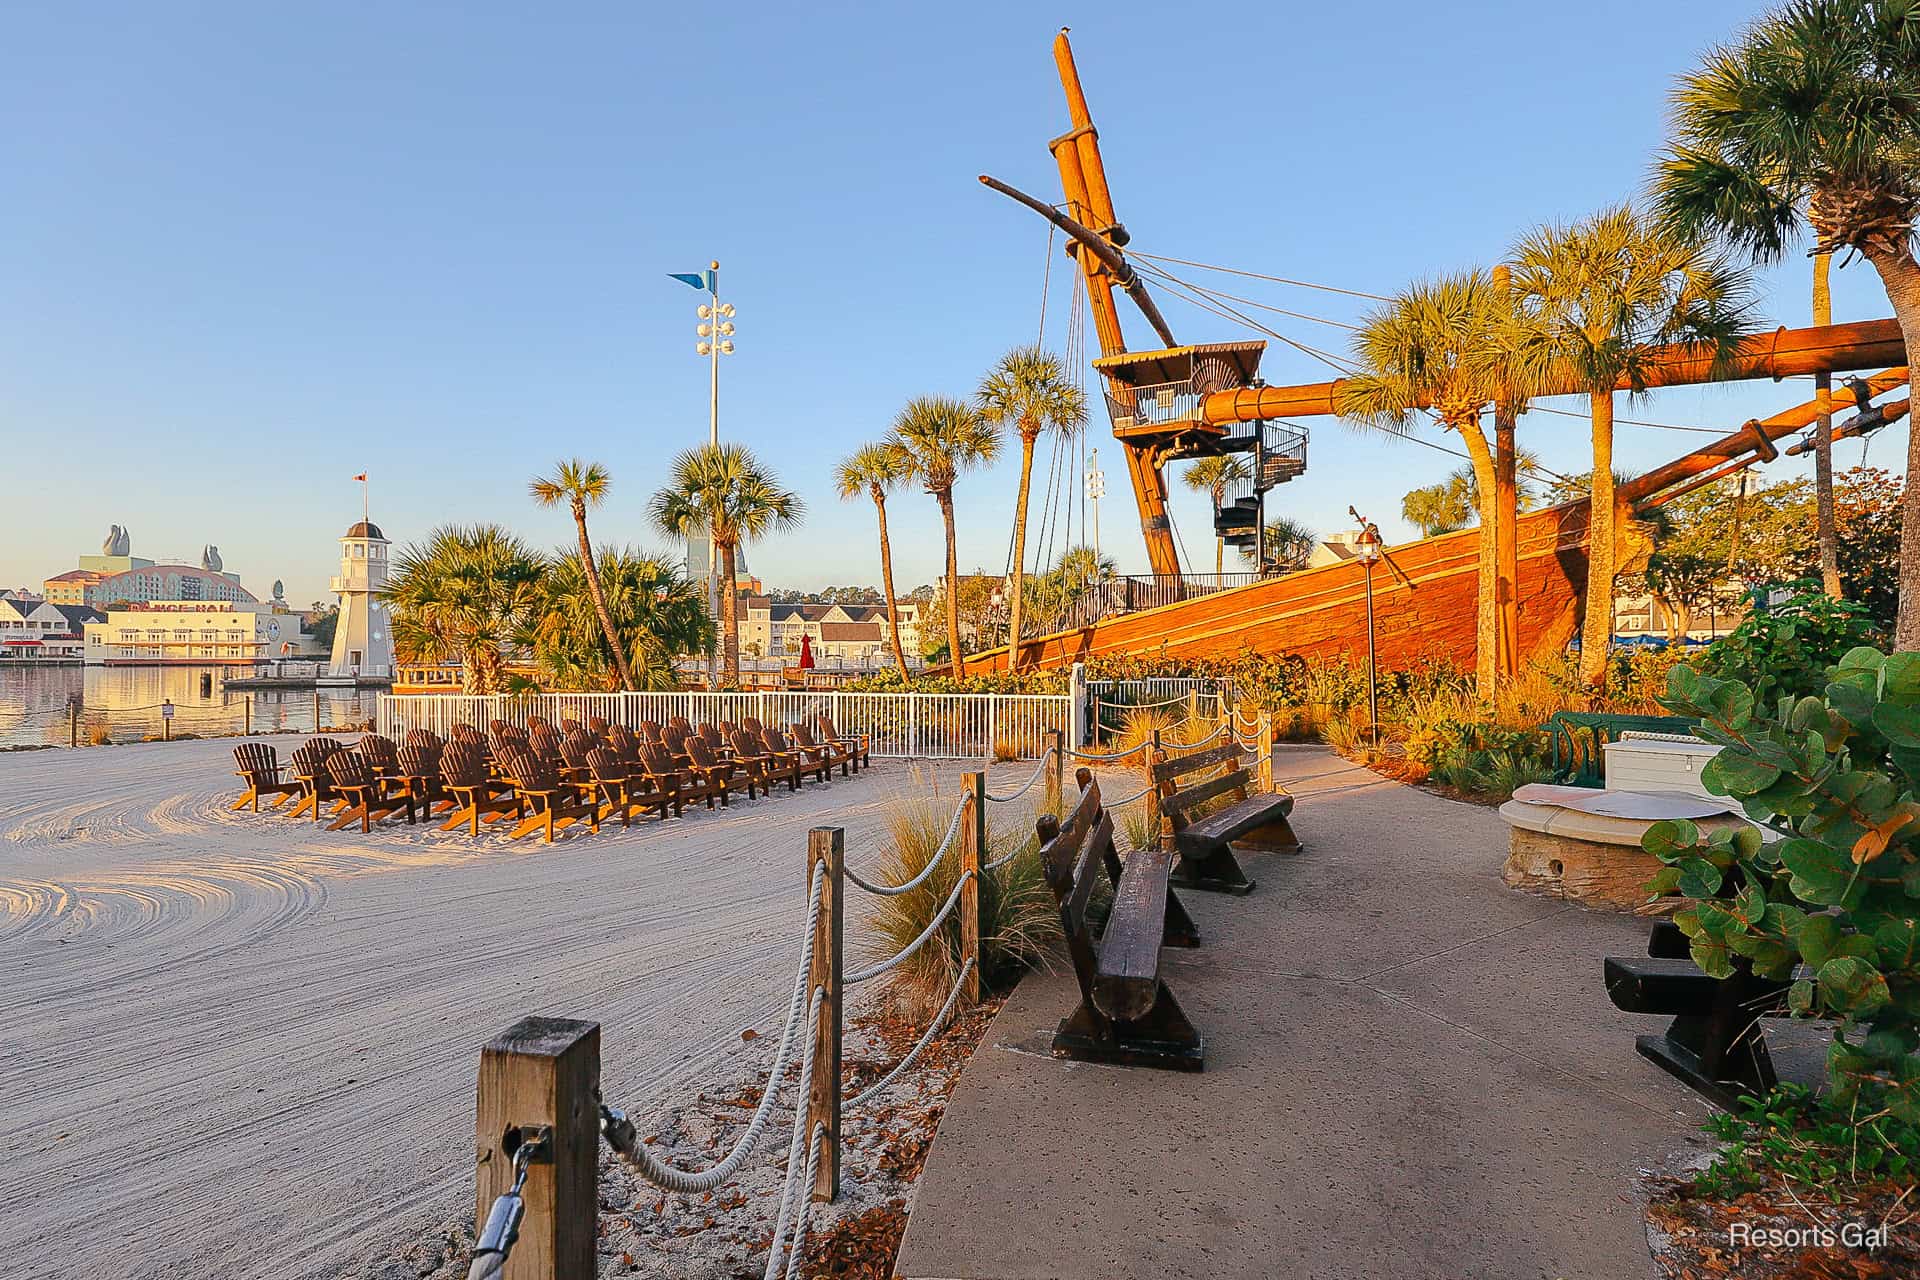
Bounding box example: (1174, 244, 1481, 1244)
(1647, 1176, 1918, 1278)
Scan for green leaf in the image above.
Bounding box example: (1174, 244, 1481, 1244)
(1778, 838, 1862, 907)
(1641, 818, 1701, 860)
(1678, 857, 1725, 899)
(1643, 865, 1683, 897)
(1707, 680, 1756, 729)
(1816, 956, 1891, 1016)
(1788, 979, 1816, 1015)
(1882, 652, 1920, 702)
(1690, 933, 1733, 979)
(1702, 751, 1782, 798)
(1873, 919, 1920, 970)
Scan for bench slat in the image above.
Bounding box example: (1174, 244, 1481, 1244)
(1093, 846, 1175, 1022)
(1149, 741, 1241, 783)
(1039, 780, 1102, 896)
(1182, 792, 1293, 844)
(1066, 811, 1115, 931)
(1162, 769, 1251, 817)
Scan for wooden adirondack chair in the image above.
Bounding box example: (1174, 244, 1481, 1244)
(788, 722, 851, 778)
(683, 737, 736, 805)
(727, 728, 786, 795)
(762, 725, 826, 785)
(643, 742, 724, 810)
(439, 742, 519, 836)
(391, 741, 443, 823)
(815, 714, 870, 771)
(502, 746, 599, 843)
(357, 733, 400, 779)
(231, 743, 302, 812)
(287, 738, 344, 821)
(326, 750, 404, 832)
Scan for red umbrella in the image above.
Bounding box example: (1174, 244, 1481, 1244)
(798, 633, 816, 670)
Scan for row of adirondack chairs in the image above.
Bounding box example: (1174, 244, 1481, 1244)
(229, 712, 872, 844)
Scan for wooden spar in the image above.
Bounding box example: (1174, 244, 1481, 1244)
(1619, 368, 1907, 505)
(977, 176, 1176, 349)
(1203, 319, 1908, 424)
(1785, 396, 1911, 456)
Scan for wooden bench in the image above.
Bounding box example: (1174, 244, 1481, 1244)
(1036, 768, 1203, 1072)
(1150, 739, 1299, 896)
(1604, 919, 1792, 1109)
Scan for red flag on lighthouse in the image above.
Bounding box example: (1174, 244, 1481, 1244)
(351, 473, 367, 481)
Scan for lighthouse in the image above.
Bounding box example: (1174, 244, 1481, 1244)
(325, 518, 393, 681)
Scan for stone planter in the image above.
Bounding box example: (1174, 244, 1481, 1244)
(1498, 784, 1755, 912)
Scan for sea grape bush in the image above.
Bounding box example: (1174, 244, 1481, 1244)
(1696, 582, 1884, 704)
(1643, 652, 1920, 1122)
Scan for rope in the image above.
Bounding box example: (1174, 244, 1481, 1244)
(845, 870, 974, 984)
(600, 865, 823, 1194)
(1105, 780, 1157, 807)
(1179, 722, 1231, 748)
(843, 796, 968, 896)
(985, 748, 1054, 803)
(760, 993, 826, 1280)
(1065, 741, 1148, 763)
(845, 958, 976, 1111)
(1129, 249, 1390, 301)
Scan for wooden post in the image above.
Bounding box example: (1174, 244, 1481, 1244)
(162, 700, 171, 742)
(1046, 728, 1064, 811)
(1146, 728, 1163, 849)
(69, 702, 78, 748)
(960, 773, 984, 1005)
(313, 687, 322, 734)
(474, 1016, 600, 1280)
(1187, 688, 1200, 730)
(1091, 693, 1103, 747)
(1258, 709, 1274, 792)
(806, 828, 843, 1203)
(244, 695, 252, 737)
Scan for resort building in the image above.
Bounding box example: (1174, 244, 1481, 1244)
(82, 602, 290, 665)
(42, 569, 106, 605)
(0, 596, 102, 661)
(83, 564, 257, 608)
(736, 597, 922, 669)
(326, 519, 393, 680)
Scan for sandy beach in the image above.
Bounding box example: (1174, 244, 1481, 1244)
(0, 737, 1041, 1279)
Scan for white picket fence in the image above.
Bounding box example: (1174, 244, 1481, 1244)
(377, 690, 1074, 760)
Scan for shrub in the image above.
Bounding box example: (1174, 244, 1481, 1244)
(1696, 581, 1883, 704)
(86, 726, 111, 746)
(1645, 654, 1920, 1124)
(861, 777, 1061, 1020)
(1692, 1083, 1917, 1198)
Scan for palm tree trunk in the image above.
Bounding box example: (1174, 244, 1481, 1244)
(719, 541, 740, 685)
(1582, 390, 1617, 689)
(572, 502, 635, 690)
(466, 644, 503, 696)
(1853, 242, 1920, 649)
(1494, 407, 1520, 679)
(1457, 421, 1499, 701)
(1812, 252, 1842, 600)
(1006, 433, 1037, 672)
(938, 488, 963, 671)
(873, 491, 909, 673)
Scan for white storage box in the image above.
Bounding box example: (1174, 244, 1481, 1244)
(1601, 732, 1723, 801)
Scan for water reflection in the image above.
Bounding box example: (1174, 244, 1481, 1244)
(0, 666, 381, 748)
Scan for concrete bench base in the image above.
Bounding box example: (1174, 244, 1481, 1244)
(1498, 790, 1753, 912)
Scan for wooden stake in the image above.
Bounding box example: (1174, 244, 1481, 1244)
(1258, 710, 1274, 792)
(1146, 728, 1163, 849)
(806, 828, 843, 1202)
(1046, 728, 1064, 811)
(960, 774, 985, 1005)
(474, 1016, 600, 1280)
(244, 695, 252, 737)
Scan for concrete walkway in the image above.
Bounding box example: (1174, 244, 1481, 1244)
(895, 748, 1732, 1280)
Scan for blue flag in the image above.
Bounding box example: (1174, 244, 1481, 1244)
(669, 270, 716, 293)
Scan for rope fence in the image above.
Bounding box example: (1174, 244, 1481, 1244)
(463, 759, 1037, 1279)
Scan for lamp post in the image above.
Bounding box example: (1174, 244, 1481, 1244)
(1085, 449, 1105, 563)
(1350, 508, 1384, 750)
(670, 262, 737, 684)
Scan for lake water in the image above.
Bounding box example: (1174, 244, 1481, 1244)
(0, 665, 383, 749)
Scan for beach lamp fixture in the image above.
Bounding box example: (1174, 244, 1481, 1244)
(1350, 506, 1383, 749)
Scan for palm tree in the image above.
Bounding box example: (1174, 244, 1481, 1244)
(1337, 270, 1538, 698)
(381, 524, 544, 694)
(529, 459, 633, 690)
(1511, 206, 1753, 688)
(522, 546, 713, 690)
(833, 442, 914, 673)
(1181, 455, 1253, 574)
(1651, 0, 1920, 642)
(648, 444, 803, 684)
(1243, 516, 1318, 573)
(976, 347, 1086, 668)
(888, 396, 1001, 671)
(1402, 472, 1476, 537)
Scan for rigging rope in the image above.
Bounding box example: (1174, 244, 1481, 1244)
(1130, 249, 1390, 302)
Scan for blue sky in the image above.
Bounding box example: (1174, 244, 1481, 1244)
(2, 1, 1904, 606)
